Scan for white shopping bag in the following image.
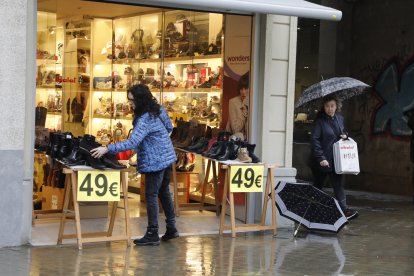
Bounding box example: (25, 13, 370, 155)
(333, 138, 360, 175)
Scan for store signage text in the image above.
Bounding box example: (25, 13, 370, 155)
(56, 76, 76, 83)
(230, 165, 264, 193)
(77, 171, 120, 201)
(227, 55, 250, 63)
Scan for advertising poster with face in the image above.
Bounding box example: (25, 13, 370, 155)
(221, 15, 252, 142)
(219, 15, 253, 217)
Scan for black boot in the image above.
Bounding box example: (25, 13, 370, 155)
(161, 226, 179, 242)
(246, 144, 261, 163)
(134, 227, 160, 246)
(218, 141, 237, 161)
(79, 135, 106, 170)
(51, 133, 65, 159)
(63, 138, 85, 165)
(209, 141, 228, 159)
(57, 135, 74, 160)
(101, 153, 127, 169)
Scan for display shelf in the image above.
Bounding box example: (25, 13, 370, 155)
(47, 111, 62, 115)
(37, 85, 58, 89)
(111, 54, 222, 65)
(163, 88, 222, 93)
(36, 58, 59, 64)
(65, 26, 92, 32)
(164, 54, 222, 63)
(92, 114, 133, 120)
(113, 115, 133, 120)
(93, 114, 112, 119)
(113, 57, 161, 64)
(93, 88, 161, 93)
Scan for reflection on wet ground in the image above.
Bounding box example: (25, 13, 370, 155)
(2, 190, 414, 275)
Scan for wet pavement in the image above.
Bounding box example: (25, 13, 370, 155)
(2, 190, 414, 275)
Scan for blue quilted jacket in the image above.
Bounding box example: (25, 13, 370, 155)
(107, 106, 176, 173)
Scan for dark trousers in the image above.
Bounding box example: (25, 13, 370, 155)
(311, 168, 347, 211)
(144, 166, 176, 230)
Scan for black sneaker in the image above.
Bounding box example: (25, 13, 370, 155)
(345, 209, 359, 220)
(134, 229, 160, 246)
(161, 227, 179, 242)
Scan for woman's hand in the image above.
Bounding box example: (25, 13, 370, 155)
(90, 146, 108, 158)
(320, 160, 330, 167)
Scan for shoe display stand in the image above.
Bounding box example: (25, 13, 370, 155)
(57, 166, 131, 250)
(219, 163, 277, 238)
(172, 148, 220, 216)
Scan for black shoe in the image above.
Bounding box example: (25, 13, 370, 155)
(101, 153, 127, 169)
(161, 227, 179, 242)
(345, 209, 358, 220)
(134, 228, 160, 246)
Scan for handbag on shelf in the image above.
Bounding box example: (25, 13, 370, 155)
(333, 137, 360, 175)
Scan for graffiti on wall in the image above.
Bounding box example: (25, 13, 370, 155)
(371, 60, 414, 137)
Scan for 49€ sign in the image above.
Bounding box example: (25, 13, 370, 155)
(77, 171, 120, 201)
(229, 165, 264, 193)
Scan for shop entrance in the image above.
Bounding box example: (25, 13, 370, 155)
(33, 0, 255, 245)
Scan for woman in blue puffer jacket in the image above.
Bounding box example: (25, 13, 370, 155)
(91, 84, 178, 245)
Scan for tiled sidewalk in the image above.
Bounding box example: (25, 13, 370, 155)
(2, 190, 414, 275)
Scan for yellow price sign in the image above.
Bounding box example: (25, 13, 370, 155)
(77, 171, 120, 201)
(229, 165, 264, 193)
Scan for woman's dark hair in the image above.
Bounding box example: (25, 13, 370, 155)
(237, 71, 249, 93)
(320, 94, 342, 112)
(128, 84, 160, 118)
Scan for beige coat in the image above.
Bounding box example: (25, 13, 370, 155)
(226, 96, 248, 138)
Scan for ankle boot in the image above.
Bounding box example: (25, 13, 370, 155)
(171, 120, 185, 142)
(79, 135, 107, 170)
(208, 141, 228, 159)
(101, 153, 127, 169)
(134, 227, 160, 246)
(58, 135, 74, 160)
(84, 154, 107, 170)
(235, 147, 252, 163)
(173, 122, 190, 145)
(202, 137, 218, 155)
(193, 138, 209, 154)
(161, 226, 179, 241)
(51, 133, 65, 159)
(218, 141, 237, 161)
(246, 144, 261, 163)
(62, 138, 85, 165)
(176, 126, 198, 148)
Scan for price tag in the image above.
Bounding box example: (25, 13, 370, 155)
(229, 165, 264, 193)
(77, 171, 120, 201)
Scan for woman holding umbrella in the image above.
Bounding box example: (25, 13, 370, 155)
(310, 95, 358, 220)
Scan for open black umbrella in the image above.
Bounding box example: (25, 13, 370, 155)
(275, 181, 348, 236)
(295, 77, 370, 110)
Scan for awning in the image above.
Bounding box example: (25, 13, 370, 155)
(94, 0, 342, 21)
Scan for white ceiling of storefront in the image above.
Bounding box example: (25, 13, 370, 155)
(37, 0, 163, 19)
(37, 0, 342, 21)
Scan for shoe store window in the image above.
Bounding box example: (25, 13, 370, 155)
(33, 0, 256, 222)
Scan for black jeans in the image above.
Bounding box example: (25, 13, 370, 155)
(144, 166, 176, 230)
(311, 167, 347, 211)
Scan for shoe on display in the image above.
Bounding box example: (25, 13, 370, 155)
(344, 209, 359, 220)
(218, 141, 237, 161)
(246, 144, 261, 163)
(101, 153, 127, 169)
(62, 138, 85, 165)
(235, 147, 252, 163)
(134, 228, 160, 246)
(161, 227, 179, 242)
